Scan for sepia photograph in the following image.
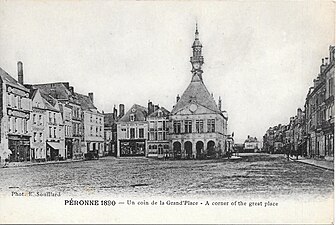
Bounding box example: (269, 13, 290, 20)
(0, 0, 334, 224)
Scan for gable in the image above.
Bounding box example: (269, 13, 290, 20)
(75, 92, 97, 111)
(119, 104, 148, 122)
(42, 97, 59, 112)
(174, 102, 218, 116)
(32, 90, 45, 109)
(148, 107, 170, 118)
(0, 67, 28, 91)
(171, 77, 221, 115)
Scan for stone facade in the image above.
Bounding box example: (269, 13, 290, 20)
(169, 25, 228, 159)
(147, 104, 170, 158)
(0, 62, 32, 162)
(45, 100, 65, 161)
(305, 46, 335, 159)
(60, 103, 73, 159)
(243, 136, 261, 152)
(29, 89, 47, 161)
(116, 104, 148, 157)
(76, 92, 104, 157)
(103, 105, 121, 156)
(263, 46, 334, 160)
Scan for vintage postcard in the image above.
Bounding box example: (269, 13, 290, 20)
(0, 0, 334, 224)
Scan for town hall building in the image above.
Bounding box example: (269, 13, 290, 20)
(169, 25, 229, 159)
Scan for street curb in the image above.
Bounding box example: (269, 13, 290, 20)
(2, 159, 85, 169)
(289, 157, 334, 171)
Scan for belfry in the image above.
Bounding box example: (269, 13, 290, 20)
(169, 24, 229, 159)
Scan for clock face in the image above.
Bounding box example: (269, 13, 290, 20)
(193, 62, 200, 69)
(189, 104, 197, 112)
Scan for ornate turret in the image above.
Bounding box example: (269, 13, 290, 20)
(190, 23, 204, 81)
(171, 23, 224, 115)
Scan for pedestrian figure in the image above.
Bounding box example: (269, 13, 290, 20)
(2, 149, 12, 168)
(4, 158, 9, 167)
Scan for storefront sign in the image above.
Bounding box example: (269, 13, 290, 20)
(7, 85, 29, 97)
(7, 109, 30, 119)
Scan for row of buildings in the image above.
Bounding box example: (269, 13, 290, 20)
(0, 25, 233, 162)
(263, 45, 335, 160)
(0, 62, 104, 162)
(106, 25, 233, 159)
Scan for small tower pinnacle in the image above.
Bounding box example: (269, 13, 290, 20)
(195, 23, 199, 39)
(190, 23, 204, 81)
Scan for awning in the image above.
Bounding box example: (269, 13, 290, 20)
(47, 142, 61, 150)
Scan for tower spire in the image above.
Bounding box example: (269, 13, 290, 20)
(190, 23, 204, 81)
(195, 22, 199, 39)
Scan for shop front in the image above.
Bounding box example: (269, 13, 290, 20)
(47, 142, 61, 161)
(119, 139, 146, 156)
(8, 135, 30, 162)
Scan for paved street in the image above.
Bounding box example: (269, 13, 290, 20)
(0, 153, 333, 198)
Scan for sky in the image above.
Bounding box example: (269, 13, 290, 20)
(0, 1, 334, 143)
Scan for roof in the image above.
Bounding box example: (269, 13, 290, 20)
(29, 88, 38, 99)
(104, 113, 117, 126)
(245, 136, 258, 143)
(0, 67, 29, 91)
(118, 104, 148, 122)
(192, 39, 202, 48)
(32, 83, 82, 107)
(33, 83, 72, 100)
(148, 107, 170, 118)
(74, 92, 96, 111)
(26, 86, 59, 112)
(42, 97, 59, 112)
(33, 83, 98, 112)
(171, 74, 222, 114)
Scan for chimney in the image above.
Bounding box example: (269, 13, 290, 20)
(150, 103, 154, 114)
(330, 46, 335, 63)
(297, 108, 303, 118)
(88, 92, 93, 103)
(313, 79, 318, 87)
(17, 61, 23, 85)
(325, 57, 329, 65)
(320, 58, 327, 73)
(113, 105, 117, 120)
(218, 96, 222, 111)
(119, 104, 125, 118)
(62, 82, 70, 90)
(148, 100, 153, 115)
(176, 94, 180, 103)
(69, 86, 74, 94)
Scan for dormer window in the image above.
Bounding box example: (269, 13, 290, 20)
(130, 114, 135, 121)
(158, 111, 162, 117)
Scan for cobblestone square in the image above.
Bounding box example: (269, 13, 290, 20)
(0, 154, 333, 198)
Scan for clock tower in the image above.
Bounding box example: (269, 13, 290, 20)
(171, 23, 229, 160)
(190, 23, 204, 81)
